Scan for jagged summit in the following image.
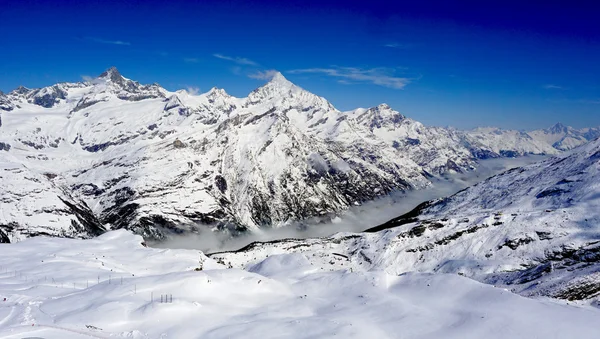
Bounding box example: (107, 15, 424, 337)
(1, 66, 600, 243)
(353, 103, 406, 131)
(98, 66, 123, 82)
(207, 87, 229, 97)
(244, 70, 317, 107)
(548, 122, 569, 134)
(10, 85, 31, 95)
(268, 71, 291, 86)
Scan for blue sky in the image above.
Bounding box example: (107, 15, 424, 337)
(1, 0, 599, 130)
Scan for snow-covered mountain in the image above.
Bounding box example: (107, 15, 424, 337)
(528, 122, 600, 151)
(212, 137, 600, 301)
(0, 67, 598, 241)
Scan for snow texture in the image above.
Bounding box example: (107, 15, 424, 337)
(1, 67, 598, 241)
(0, 230, 599, 338)
(212, 137, 600, 302)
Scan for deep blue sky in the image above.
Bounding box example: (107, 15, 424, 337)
(1, 0, 600, 130)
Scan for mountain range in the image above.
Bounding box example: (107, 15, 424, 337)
(1, 67, 599, 242)
(212, 136, 600, 302)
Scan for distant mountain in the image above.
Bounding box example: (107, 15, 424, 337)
(528, 122, 600, 151)
(212, 137, 600, 301)
(0, 67, 598, 241)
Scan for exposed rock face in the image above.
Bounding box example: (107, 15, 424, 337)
(212, 137, 600, 301)
(0, 67, 598, 242)
(0, 92, 14, 111)
(173, 138, 185, 148)
(28, 85, 68, 108)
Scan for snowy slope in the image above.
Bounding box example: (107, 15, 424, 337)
(1, 67, 598, 241)
(212, 138, 600, 301)
(0, 230, 599, 338)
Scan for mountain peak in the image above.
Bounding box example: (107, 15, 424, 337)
(208, 87, 229, 96)
(262, 71, 296, 90)
(11, 85, 31, 95)
(549, 122, 568, 134)
(376, 103, 392, 110)
(98, 66, 124, 83)
(268, 71, 289, 84)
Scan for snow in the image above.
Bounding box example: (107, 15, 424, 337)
(1, 67, 600, 240)
(211, 138, 600, 303)
(1, 230, 599, 338)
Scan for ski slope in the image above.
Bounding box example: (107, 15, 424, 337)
(0, 230, 599, 338)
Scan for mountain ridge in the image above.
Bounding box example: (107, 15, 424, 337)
(1, 67, 599, 242)
(212, 136, 600, 301)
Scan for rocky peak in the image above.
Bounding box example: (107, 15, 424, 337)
(93, 66, 165, 101)
(268, 72, 292, 87)
(245, 71, 326, 109)
(98, 66, 124, 83)
(207, 87, 230, 98)
(548, 122, 569, 134)
(97, 66, 137, 91)
(355, 103, 405, 130)
(10, 86, 32, 96)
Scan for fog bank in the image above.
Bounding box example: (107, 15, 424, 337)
(152, 155, 547, 253)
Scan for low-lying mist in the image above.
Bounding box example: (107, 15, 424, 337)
(152, 155, 547, 253)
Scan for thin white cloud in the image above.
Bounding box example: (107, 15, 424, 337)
(186, 86, 200, 95)
(81, 75, 103, 85)
(86, 37, 131, 46)
(288, 66, 412, 89)
(384, 43, 410, 49)
(183, 58, 200, 63)
(543, 84, 563, 89)
(213, 53, 258, 66)
(248, 69, 279, 80)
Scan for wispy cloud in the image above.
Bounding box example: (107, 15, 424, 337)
(288, 66, 413, 89)
(248, 69, 279, 80)
(81, 75, 104, 85)
(86, 37, 131, 46)
(213, 53, 258, 66)
(183, 57, 200, 63)
(384, 43, 411, 49)
(186, 86, 200, 95)
(543, 84, 563, 89)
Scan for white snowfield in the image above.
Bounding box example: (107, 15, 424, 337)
(1, 67, 599, 241)
(212, 137, 600, 302)
(0, 230, 599, 339)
